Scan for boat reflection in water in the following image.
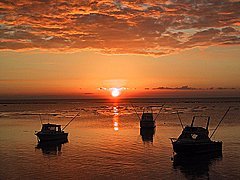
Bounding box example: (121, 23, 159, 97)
(173, 152, 222, 179)
(140, 127, 155, 143)
(36, 139, 68, 155)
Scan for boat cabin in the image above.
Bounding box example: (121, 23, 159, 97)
(41, 123, 62, 132)
(141, 107, 154, 121)
(178, 116, 211, 141)
(140, 106, 156, 128)
(141, 112, 153, 121)
(178, 126, 210, 141)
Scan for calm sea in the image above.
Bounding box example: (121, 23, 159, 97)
(0, 98, 240, 179)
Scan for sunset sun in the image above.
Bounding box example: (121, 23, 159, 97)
(111, 88, 120, 97)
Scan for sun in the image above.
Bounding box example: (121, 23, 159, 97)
(111, 88, 120, 97)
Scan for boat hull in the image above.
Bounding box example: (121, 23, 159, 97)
(140, 121, 156, 128)
(36, 132, 68, 142)
(172, 141, 222, 155)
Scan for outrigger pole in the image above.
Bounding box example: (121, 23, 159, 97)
(62, 112, 80, 131)
(153, 104, 165, 121)
(176, 111, 184, 129)
(131, 104, 141, 121)
(39, 114, 43, 125)
(210, 106, 231, 138)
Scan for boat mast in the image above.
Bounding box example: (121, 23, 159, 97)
(210, 106, 231, 138)
(62, 112, 80, 131)
(176, 111, 184, 129)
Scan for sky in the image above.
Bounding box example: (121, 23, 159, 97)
(0, 0, 240, 99)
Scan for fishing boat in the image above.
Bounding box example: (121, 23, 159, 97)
(35, 112, 79, 142)
(132, 105, 164, 129)
(170, 107, 231, 155)
(140, 107, 156, 128)
(35, 123, 68, 142)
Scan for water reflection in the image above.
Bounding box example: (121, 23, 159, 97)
(113, 106, 119, 131)
(173, 152, 222, 179)
(36, 140, 68, 156)
(140, 128, 155, 143)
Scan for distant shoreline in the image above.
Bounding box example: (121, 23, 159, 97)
(0, 97, 240, 104)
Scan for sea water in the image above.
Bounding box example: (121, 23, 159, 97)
(0, 98, 239, 179)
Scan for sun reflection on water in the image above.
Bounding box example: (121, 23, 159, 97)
(113, 106, 119, 131)
(113, 120, 119, 131)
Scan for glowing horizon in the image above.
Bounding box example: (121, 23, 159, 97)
(0, 0, 239, 99)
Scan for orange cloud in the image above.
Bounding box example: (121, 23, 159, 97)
(0, 0, 239, 56)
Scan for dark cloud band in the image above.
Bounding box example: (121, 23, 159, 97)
(0, 0, 239, 55)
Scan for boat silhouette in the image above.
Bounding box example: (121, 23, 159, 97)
(35, 112, 80, 142)
(170, 116, 222, 154)
(140, 107, 156, 128)
(132, 105, 164, 128)
(170, 107, 231, 155)
(35, 123, 68, 142)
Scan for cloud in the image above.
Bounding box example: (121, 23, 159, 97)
(0, 0, 239, 56)
(152, 86, 197, 90)
(151, 86, 239, 91)
(98, 87, 128, 91)
(216, 87, 237, 90)
(84, 93, 94, 95)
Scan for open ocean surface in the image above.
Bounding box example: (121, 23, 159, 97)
(0, 98, 240, 180)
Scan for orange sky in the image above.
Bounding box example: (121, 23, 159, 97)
(0, 46, 239, 99)
(0, 0, 239, 99)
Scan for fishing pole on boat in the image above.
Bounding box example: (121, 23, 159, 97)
(131, 104, 141, 121)
(153, 104, 165, 121)
(176, 111, 184, 129)
(210, 106, 231, 138)
(62, 112, 80, 131)
(39, 114, 43, 125)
